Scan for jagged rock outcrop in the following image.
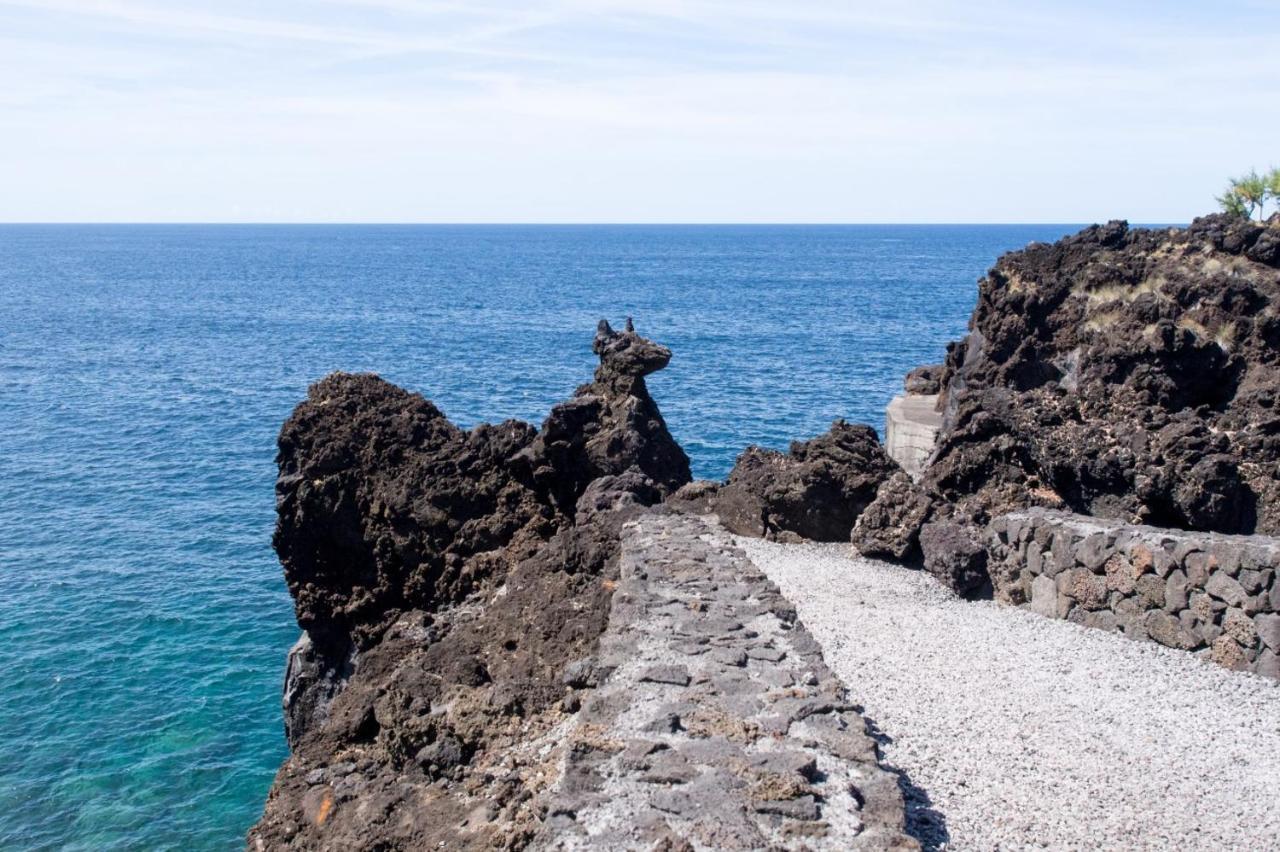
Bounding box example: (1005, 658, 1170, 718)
(251, 320, 691, 850)
(855, 215, 1280, 584)
(712, 421, 899, 542)
(527, 318, 691, 510)
(904, 364, 945, 395)
(850, 472, 934, 563)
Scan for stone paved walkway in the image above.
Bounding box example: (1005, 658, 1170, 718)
(537, 511, 916, 850)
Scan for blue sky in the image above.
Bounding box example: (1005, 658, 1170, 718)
(0, 0, 1276, 222)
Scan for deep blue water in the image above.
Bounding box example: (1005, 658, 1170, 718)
(0, 224, 1082, 850)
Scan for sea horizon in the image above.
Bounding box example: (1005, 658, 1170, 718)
(0, 220, 1167, 227)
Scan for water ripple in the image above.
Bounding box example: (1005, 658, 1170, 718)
(0, 223, 1078, 850)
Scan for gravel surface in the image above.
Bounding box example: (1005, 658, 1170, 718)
(740, 537, 1280, 851)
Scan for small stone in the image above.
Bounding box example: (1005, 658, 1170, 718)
(1164, 570, 1189, 611)
(1210, 636, 1249, 671)
(638, 751, 698, 785)
(643, 712, 684, 734)
(711, 648, 748, 668)
(1205, 573, 1247, 607)
(1030, 573, 1058, 618)
(754, 795, 820, 821)
(1130, 544, 1154, 576)
(1190, 591, 1214, 623)
(1134, 574, 1164, 609)
(1255, 649, 1280, 679)
(1104, 554, 1137, 594)
(640, 665, 691, 687)
(651, 789, 700, 816)
(1223, 608, 1257, 647)
(1238, 569, 1267, 594)
(304, 769, 326, 785)
(1254, 613, 1280, 651)
(1083, 611, 1119, 633)
(1076, 533, 1109, 570)
(1183, 552, 1211, 587)
(750, 751, 819, 781)
(746, 646, 787, 663)
(1146, 611, 1197, 650)
(1152, 545, 1179, 578)
(1071, 569, 1109, 610)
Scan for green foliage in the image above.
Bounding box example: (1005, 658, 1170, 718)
(1217, 189, 1249, 219)
(1218, 167, 1279, 221)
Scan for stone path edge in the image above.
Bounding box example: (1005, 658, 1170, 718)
(533, 510, 919, 851)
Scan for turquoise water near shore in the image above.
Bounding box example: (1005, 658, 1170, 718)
(0, 224, 1081, 849)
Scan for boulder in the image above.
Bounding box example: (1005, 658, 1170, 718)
(918, 521, 990, 597)
(850, 471, 935, 562)
(713, 421, 898, 541)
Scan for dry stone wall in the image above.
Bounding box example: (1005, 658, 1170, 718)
(538, 511, 916, 850)
(987, 509, 1280, 679)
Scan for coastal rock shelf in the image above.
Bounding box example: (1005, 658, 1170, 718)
(538, 511, 915, 850)
(853, 214, 1280, 597)
(988, 509, 1280, 678)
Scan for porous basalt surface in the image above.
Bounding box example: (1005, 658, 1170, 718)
(251, 320, 692, 850)
(745, 535, 1280, 850)
(538, 512, 916, 850)
(856, 214, 1280, 582)
(712, 421, 898, 542)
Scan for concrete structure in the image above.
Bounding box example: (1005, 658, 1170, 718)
(884, 394, 941, 480)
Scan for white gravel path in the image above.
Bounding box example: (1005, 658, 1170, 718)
(739, 537, 1280, 852)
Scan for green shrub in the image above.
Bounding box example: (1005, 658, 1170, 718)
(1218, 167, 1278, 220)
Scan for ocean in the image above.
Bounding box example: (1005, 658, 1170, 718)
(0, 224, 1081, 850)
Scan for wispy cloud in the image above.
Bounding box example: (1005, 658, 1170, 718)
(0, 0, 1276, 221)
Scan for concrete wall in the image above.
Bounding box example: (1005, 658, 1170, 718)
(884, 393, 941, 480)
(988, 509, 1280, 679)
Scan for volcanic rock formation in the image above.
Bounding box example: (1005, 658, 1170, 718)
(855, 214, 1280, 592)
(704, 421, 899, 543)
(251, 319, 691, 849)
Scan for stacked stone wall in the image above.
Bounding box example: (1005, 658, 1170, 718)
(988, 509, 1280, 679)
